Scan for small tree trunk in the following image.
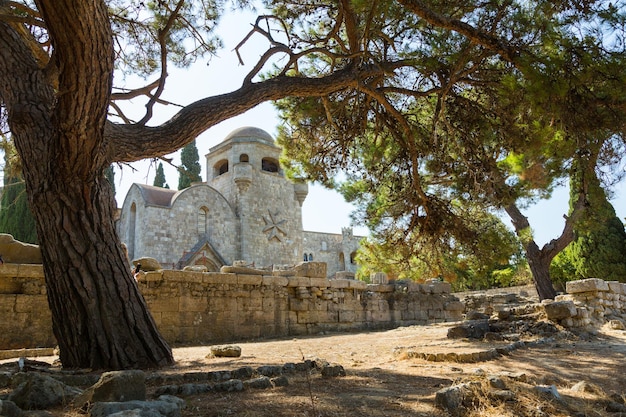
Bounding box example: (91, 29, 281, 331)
(30, 174, 173, 369)
(505, 204, 558, 301)
(524, 242, 557, 300)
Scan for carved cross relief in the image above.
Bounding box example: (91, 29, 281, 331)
(262, 210, 287, 242)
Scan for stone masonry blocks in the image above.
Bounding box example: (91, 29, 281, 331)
(566, 278, 610, 293)
(0, 264, 468, 350)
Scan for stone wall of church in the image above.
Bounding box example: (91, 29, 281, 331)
(237, 170, 303, 267)
(0, 263, 464, 350)
(206, 139, 305, 268)
(302, 230, 362, 277)
(117, 184, 239, 267)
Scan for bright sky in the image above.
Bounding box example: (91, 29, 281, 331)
(112, 8, 626, 247)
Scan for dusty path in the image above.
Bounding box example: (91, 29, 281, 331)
(2, 321, 626, 416)
(163, 323, 626, 416)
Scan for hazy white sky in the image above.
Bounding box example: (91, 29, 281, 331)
(112, 8, 626, 247)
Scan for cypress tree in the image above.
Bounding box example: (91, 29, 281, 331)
(0, 152, 38, 244)
(553, 159, 626, 283)
(153, 162, 169, 188)
(178, 140, 202, 190)
(105, 165, 116, 195)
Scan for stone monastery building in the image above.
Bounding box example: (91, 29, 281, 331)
(116, 127, 362, 277)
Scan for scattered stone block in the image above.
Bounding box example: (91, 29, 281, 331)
(271, 376, 289, 387)
(243, 376, 272, 389)
(534, 384, 561, 400)
(465, 311, 490, 320)
(566, 278, 609, 294)
(89, 395, 184, 417)
(132, 257, 162, 272)
(487, 376, 506, 389)
(75, 370, 146, 408)
(8, 373, 82, 409)
(490, 389, 516, 401)
(213, 379, 243, 392)
(447, 320, 490, 340)
(435, 384, 468, 412)
(220, 266, 265, 275)
(0, 400, 22, 417)
(183, 265, 207, 272)
(273, 262, 327, 278)
(0, 234, 42, 264)
(321, 364, 346, 378)
(256, 365, 283, 377)
(608, 281, 626, 295)
(544, 301, 577, 321)
(209, 345, 241, 358)
(334, 271, 355, 280)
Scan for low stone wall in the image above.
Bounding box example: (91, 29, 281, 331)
(139, 265, 464, 345)
(0, 262, 464, 350)
(455, 284, 539, 315)
(547, 278, 626, 329)
(0, 264, 54, 350)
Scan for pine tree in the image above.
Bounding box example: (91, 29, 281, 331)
(0, 152, 37, 244)
(178, 140, 202, 190)
(153, 162, 169, 188)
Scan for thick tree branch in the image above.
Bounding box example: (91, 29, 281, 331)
(105, 64, 391, 163)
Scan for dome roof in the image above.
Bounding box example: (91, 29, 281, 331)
(223, 126, 274, 144)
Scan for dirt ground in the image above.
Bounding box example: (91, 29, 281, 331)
(163, 323, 626, 417)
(3, 314, 626, 416)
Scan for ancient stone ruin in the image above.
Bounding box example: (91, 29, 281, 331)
(0, 259, 464, 351)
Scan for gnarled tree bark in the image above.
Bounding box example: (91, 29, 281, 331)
(0, 0, 390, 369)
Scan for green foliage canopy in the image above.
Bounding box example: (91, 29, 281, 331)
(274, 0, 626, 297)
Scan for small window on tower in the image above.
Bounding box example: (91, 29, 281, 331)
(261, 157, 279, 173)
(239, 154, 249, 163)
(350, 251, 357, 264)
(214, 159, 229, 177)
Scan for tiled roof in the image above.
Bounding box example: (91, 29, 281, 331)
(135, 184, 177, 207)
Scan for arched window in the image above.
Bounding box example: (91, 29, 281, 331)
(198, 206, 209, 236)
(239, 154, 249, 163)
(350, 251, 357, 264)
(261, 157, 279, 173)
(214, 159, 229, 177)
(308, 253, 313, 261)
(303, 254, 308, 262)
(339, 252, 345, 271)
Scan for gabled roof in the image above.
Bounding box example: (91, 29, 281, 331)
(135, 184, 177, 207)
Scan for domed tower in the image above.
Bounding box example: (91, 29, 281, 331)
(205, 127, 308, 266)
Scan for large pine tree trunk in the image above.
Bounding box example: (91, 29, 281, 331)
(1, 2, 174, 370)
(28, 174, 173, 369)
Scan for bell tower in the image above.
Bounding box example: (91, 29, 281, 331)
(205, 127, 308, 266)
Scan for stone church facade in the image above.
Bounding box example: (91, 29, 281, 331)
(116, 127, 362, 277)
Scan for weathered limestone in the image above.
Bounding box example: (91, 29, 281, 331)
(0, 234, 42, 264)
(565, 278, 610, 293)
(132, 257, 162, 271)
(553, 278, 626, 329)
(543, 300, 577, 321)
(0, 263, 462, 351)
